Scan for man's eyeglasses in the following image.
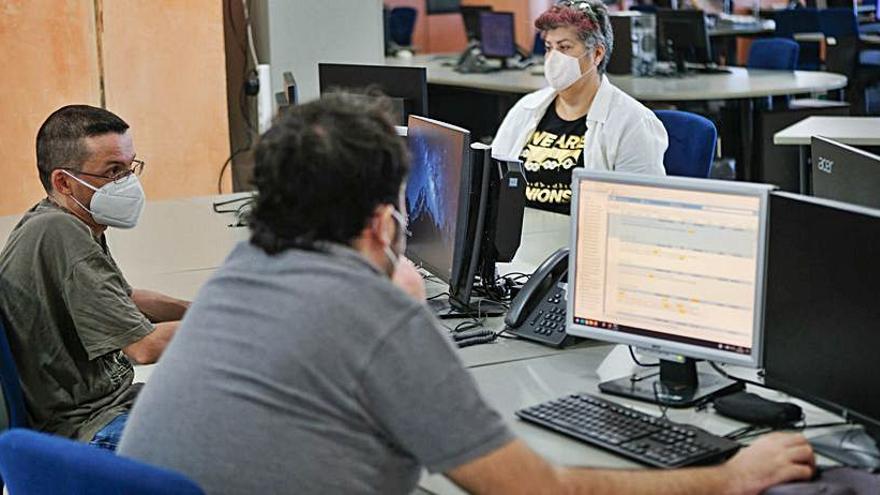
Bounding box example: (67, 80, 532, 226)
(61, 159, 145, 183)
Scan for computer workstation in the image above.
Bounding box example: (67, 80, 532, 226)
(317, 63, 428, 125)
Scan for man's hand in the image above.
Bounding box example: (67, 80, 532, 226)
(722, 432, 815, 495)
(392, 256, 427, 301)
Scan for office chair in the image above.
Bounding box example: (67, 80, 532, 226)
(654, 110, 717, 178)
(0, 429, 204, 495)
(772, 8, 821, 69)
(821, 8, 880, 114)
(0, 312, 26, 493)
(389, 7, 418, 48)
(747, 38, 800, 70)
(0, 313, 26, 432)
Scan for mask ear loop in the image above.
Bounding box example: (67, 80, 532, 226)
(60, 170, 98, 216)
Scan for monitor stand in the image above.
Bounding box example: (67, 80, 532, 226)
(428, 296, 506, 319)
(810, 428, 880, 470)
(599, 357, 743, 408)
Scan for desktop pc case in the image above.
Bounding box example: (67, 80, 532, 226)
(607, 12, 656, 76)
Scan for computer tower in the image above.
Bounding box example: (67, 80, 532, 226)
(607, 12, 656, 76)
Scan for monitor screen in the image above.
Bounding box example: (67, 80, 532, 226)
(405, 116, 470, 284)
(479, 11, 516, 59)
(656, 9, 712, 67)
(567, 171, 771, 369)
(461, 6, 493, 41)
(811, 136, 880, 209)
(764, 192, 880, 440)
(317, 64, 428, 125)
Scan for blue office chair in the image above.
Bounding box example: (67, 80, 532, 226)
(0, 429, 204, 495)
(654, 110, 717, 178)
(772, 8, 821, 70)
(0, 313, 26, 432)
(389, 7, 418, 48)
(820, 8, 880, 114)
(747, 38, 800, 70)
(0, 312, 27, 493)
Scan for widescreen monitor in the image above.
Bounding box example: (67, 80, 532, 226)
(567, 171, 773, 407)
(810, 136, 880, 209)
(317, 64, 427, 125)
(764, 192, 880, 469)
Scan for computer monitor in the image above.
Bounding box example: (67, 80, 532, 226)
(427, 0, 462, 15)
(479, 11, 517, 60)
(461, 6, 493, 41)
(810, 136, 880, 209)
(405, 115, 525, 318)
(656, 9, 713, 73)
(317, 64, 428, 125)
(764, 192, 880, 469)
(567, 171, 773, 407)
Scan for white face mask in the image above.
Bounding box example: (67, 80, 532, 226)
(63, 171, 146, 229)
(382, 208, 408, 277)
(544, 49, 596, 91)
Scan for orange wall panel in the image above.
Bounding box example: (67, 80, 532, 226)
(101, 0, 231, 199)
(0, 0, 101, 215)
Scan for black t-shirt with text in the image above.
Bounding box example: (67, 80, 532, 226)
(518, 101, 587, 214)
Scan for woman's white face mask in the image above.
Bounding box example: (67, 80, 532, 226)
(63, 171, 146, 229)
(544, 49, 596, 91)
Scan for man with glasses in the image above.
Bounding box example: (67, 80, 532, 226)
(0, 105, 189, 450)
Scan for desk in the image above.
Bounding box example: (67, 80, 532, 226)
(386, 55, 847, 182)
(419, 347, 849, 494)
(773, 116, 880, 192)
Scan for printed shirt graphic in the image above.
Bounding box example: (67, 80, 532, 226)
(519, 102, 587, 214)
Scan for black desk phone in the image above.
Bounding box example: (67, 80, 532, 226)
(504, 248, 581, 348)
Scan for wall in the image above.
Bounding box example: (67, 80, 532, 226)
(0, 0, 230, 216)
(0, 0, 101, 215)
(251, 0, 385, 104)
(101, 1, 231, 199)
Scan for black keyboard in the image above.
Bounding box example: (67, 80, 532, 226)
(516, 393, 741, 468)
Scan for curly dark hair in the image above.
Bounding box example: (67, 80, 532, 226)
(249, 92, 409, 255)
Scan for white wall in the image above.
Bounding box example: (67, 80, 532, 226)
(252, 0, 385, 104)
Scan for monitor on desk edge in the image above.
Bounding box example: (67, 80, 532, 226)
(317, 63, 428, 125)
(763, 192, 880, 469)
(566, 171, 773, 407)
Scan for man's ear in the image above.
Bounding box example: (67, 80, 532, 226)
(50, 169, 74, 196)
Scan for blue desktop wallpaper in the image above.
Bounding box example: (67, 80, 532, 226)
(405, 124, 464, 279)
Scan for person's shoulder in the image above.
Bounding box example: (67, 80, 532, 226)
(517, 86, 555, 110)
(11, 201, 92, 244)
(606, 81, 655, 121)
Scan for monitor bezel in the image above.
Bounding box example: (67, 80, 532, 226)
(810, 135, 880, 208)
(404, 115, 472, 286)
(566, 170, 774, 369)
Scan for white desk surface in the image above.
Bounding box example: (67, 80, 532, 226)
(710, 19, 775, 37)
(420, 347, 848, 494)
(386, 55, 847, 101)
(773, 116, 880, 146)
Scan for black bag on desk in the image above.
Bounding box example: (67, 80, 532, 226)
(712, 391, 803, 427)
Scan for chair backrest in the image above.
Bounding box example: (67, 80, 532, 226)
(654, 110, 717, 178)
(0, 429, 204, 495)
(0, 315, 26, 430)
(389, 7, 418, 47)
(818, 7, 859, 38)
(747, 37, 800, 70)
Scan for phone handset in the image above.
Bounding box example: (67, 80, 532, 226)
(505, 247, 570, 328)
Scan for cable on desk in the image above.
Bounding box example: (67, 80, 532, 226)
(709, 361, 770, 391)
(628, 346, 660, 367)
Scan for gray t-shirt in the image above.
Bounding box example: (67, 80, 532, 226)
(0, 199, 154, 440)
(119, 242, 513, 495)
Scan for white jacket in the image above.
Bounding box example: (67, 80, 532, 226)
(491, 75, 668, 176)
